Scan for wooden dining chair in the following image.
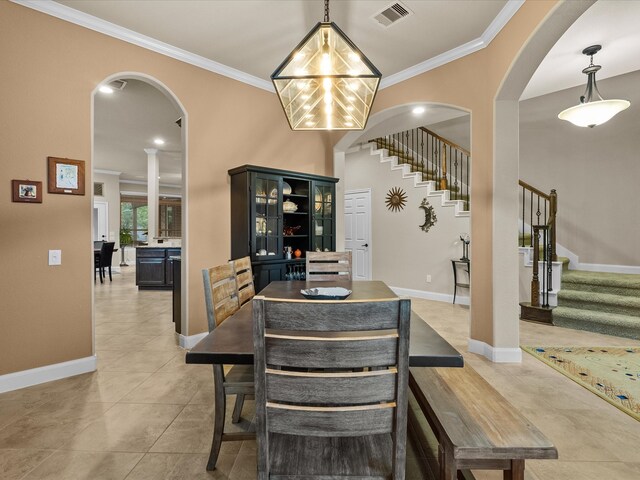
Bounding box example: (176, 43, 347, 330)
(253, 296, 411, 479)
(305, 251, 352, 281)
(231, 256, 255, 305)
(94, 241, 115, 283)
(202, 264, 255, 470)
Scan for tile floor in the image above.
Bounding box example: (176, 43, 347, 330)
(0, 268, 638, 479)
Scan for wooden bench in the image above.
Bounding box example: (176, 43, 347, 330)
(408, 365, 557, 480)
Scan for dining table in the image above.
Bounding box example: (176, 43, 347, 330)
(185, 280, 463, 470)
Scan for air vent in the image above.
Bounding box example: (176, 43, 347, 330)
(373, 2, 412, 27)
(108, 79, 127, 91)
(94, 182, 104, 196)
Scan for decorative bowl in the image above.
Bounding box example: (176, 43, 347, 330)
(283, 200, 298, 212)
(300, 287, 352, 300)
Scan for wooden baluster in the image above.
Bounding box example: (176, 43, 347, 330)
(440, 144, 448, 190)
(531, 226, 540, 307)
(549, 189, 557, 262)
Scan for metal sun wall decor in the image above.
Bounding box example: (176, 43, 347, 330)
(419, 198, 437, 233)
(385, 187, 407, 212)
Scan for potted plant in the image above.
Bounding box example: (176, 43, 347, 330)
(119, 228, 133, 266)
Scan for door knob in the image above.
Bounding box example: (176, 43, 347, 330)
(362, 243, 369, 247)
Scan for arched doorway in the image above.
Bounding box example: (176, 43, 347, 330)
(91, 72, 188, 353)
(334, 102, 471, 301)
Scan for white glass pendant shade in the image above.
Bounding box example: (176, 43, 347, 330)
(272, 22, 381, 131)
(558, 99, 630, 128)
(558, 45, 630, 128)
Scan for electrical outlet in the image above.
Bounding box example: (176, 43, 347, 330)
(426, 274, 432, 283)
(48, 250, 62, 266)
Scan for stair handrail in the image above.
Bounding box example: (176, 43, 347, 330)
(519, 180, 557, 262)
(370, 127, 471, 210)
(419, 127, 470, 156)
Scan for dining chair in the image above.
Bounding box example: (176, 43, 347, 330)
(94, 241, 115, 283)
(231, 256, 255, 305)
(202, 264, 255, 470)
(253, 295, 411, 479)
(305, 250, 352, 281)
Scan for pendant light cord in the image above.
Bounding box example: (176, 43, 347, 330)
(324, 0, 330, 22)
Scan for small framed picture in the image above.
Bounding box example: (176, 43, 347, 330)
(12, 180, 43, 203)
(48, 157, 85, 195)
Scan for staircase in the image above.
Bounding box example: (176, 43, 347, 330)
(370, 127, 470, 212)
(554, 270, 640, 340)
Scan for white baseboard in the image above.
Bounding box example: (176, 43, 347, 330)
(468, 339, 522, 363)
(0, 355, 97, 394)
(178, 332, 208, 349)
(390, 286, 469, 306)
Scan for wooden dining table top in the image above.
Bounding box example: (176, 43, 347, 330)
(186, 280, 464, 368)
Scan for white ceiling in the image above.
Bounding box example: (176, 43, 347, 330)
(94, 79, 183, 185)
(522, 0, 640, 100)
(28, 0, 638, 186)
(54, 0, 510, 84)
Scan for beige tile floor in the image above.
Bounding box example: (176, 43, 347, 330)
(0, 268, 638, 479)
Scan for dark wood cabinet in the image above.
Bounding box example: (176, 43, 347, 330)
(136, 247, 181, 289)
(229, 165, 338, 293)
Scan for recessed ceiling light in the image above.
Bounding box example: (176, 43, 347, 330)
(153, 138, 165, 145)
(413, 106, 426, 114)
(99, 85, 114, 94)
(305, 121, 314, 126)
(303, 105, 311, 110)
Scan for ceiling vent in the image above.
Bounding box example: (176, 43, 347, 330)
(373, 2, 412, 28)
(94, 182, 104, 196)
(108, 79, 127, 91)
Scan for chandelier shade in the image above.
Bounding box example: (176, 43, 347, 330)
(272, 20, 381, 131)
(558, 99, 630, 128)
(558, 45, 630, 128)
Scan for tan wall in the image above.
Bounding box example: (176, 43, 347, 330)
(0, 2, 330, 375)
(345, 147, 469, 296)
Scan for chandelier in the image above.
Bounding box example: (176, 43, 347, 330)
(558, 45, 630, 128)
(271, 0, 381, 131)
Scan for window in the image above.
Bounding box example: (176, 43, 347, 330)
(121, 195, 182, 245)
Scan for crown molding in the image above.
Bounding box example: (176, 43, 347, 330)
(14, 0, 523, 93)
(12, 0, 274, 92)
(380, 0, 525, 90)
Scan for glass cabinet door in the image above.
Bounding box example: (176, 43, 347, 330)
(312, 181, 335, 253)
(253, 174, 282, 259)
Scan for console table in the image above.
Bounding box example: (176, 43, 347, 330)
(451, 259, 470, 304)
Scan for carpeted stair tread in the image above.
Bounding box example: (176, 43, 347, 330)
(561, 270, 640, 296)
(552, 306, 639, 340)
(557, 289, 640, 317)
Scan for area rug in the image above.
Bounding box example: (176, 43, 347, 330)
(522, 346, 640, 421)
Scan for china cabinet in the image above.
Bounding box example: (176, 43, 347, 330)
(228, 165, 338, 292)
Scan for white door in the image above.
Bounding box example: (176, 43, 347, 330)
(344, 189, 371, 280)
(93, 200, 109, 241)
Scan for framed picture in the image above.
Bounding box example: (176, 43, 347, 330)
(12, 180, 43, 203)
(47, 156, 85, 195)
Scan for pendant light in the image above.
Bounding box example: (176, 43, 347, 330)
(558, 45, 630, 128)
(271, 0, 381, 131)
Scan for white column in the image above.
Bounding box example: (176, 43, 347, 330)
(145, 148, 159, 244)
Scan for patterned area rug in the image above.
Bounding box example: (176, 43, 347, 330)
(522, 346, 640, 421)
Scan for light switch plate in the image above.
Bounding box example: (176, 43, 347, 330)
(48, 250, 62, 265)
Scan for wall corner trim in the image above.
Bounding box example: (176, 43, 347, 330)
(468, 339, 522, 363)
(390, 286, 469, 306)
(0, 356, 97, 394)
(178, 332, 208, 350)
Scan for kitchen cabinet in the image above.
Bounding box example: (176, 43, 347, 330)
(228, 165, 338, 292)
(136, 247, 181, 289)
